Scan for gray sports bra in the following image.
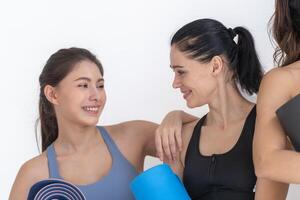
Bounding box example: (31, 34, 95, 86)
(46, 126, 138, 200)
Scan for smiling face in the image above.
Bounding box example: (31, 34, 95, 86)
(170, 45, 218, 108)
(46, 60, 106, 127)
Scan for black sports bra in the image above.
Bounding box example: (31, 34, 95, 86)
(183, 106, 257, 200)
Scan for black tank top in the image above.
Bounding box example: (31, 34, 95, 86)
(183, 106, 257, 200)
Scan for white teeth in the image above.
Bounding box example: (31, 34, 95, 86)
(83, 106, 99, 112)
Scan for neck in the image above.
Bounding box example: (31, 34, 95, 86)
(206, 80, 254, 128)
(55, 119, 100, 153)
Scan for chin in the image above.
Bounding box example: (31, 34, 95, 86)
(78, 117, 100, 127)
(186, 99, 204, 109)
(186, 101, 196, 108)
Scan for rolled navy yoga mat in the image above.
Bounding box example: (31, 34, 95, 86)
(276, 93, 300, 151)
(130, 164, 191, 200)
(27, 178, 86, 200)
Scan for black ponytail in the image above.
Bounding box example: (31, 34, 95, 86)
(234, 27, 263, 94)
(171, 19, 263, 95)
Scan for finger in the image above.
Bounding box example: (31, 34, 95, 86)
(169, 131, 177, 161)
(155, 130, 164, 161)
(175, 128, 183, 152)
(162, 132, 173, 161)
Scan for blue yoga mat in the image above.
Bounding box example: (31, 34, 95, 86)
(27, 179, 86, 200)
(130, 164, 191, 200)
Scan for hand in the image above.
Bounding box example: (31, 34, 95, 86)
(155, 110, 183, 161)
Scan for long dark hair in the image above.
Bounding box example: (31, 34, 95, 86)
(171, 18, 263, 95)
(37, 47, 104, 152)
(270, 0, 300, 66)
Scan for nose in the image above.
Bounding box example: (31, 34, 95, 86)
(172, 75, 181, 89)
(89, 86, 101, 102)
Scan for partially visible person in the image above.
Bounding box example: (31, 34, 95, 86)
(254, 0, 300, 184)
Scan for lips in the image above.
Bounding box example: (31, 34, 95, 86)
(181, 90, 192, 99)
(82, 106, 101, 114)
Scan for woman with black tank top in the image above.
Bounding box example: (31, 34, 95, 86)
(254, 0, 300, 184)
(155, 19, 288, 199)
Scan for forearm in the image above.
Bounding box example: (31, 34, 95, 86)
(143, 122, 159, 157)
(256, 149, 300, 184)
(176, 110, 198, 124)
(254, 178, 288, 200)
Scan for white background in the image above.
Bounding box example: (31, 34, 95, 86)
(1, 0, 299, 199)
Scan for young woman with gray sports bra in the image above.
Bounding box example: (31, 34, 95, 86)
(8, 47, 192, 200)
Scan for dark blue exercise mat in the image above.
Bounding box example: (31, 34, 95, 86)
(130, 164, 191, 200)
(276, 93, 300, 151)
(27, 179, 86, 200)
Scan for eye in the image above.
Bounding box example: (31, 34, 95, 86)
(97, 84, 104, 89)
(78, 83, 88, 88)
(176, 70, 185, 76)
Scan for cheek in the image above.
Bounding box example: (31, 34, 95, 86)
(100, 90, 107, 106)
(58, 89, 84, 109)
(193, 76, 216, 97)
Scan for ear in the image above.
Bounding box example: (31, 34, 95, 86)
(210, 56, 224, 76)
(44, 85, 59, 105)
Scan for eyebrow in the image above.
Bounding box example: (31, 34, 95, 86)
(170, 65, 184, 69)
(74, 77, 104, 82)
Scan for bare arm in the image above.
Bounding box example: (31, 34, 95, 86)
(9, 164, 31, 200)
(254, 178, 289, 200)
(121, 120, 158, 158)
(175, 110, 199, 124)
(142, 110, 198, 158)
(164, 153, 185, 180)
(155, 110, 198, 161)
(254, 68, 300, 183)
(9, 156, 48, 200)
(162, 121, 197, 181)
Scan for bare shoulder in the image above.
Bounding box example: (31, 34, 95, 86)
(284, 61, 300, 92)
(15, 153, 48, 183)
(9, 153, 49, 200)
(105, 120, 158, 140)
(257, 67, 294, 112)
(262, 67, 293, 89)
